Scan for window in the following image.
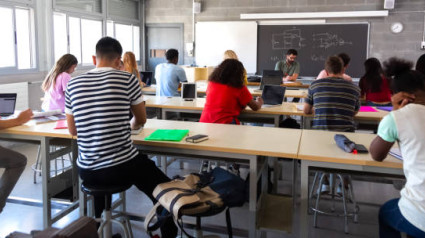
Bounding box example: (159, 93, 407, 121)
(108, 22, 140, 61)
(0, 5, 36, 71)
(53, 12, 102, 65)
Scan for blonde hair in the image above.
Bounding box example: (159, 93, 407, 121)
(42, 54, 78, 92)
(123, 51, 141, 80)
(223, 50, 238, 60)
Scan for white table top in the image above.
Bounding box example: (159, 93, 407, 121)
(298, 129, 403, 169)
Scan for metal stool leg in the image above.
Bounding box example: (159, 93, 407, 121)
(348, 175, 359, 223)
(313, 173, 326, 228)
(336, 174, 349, 234)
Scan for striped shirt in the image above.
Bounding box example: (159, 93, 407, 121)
(306, 77, 360, 132)
(65, 67, 144, 170)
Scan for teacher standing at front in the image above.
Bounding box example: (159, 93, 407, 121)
(274, 49, 300, 82)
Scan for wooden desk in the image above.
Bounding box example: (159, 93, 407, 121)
(297, 130, 403, 237)
(131, 119, 301, 238)
(144, 96, 388, 127)
(141, 84, 308, 98)
(247, 81, 310, 89)
(0, 122, 78, 228)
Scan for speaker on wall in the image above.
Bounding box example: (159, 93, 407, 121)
(193, 2, 201, 14)
(384, 0, 395, 9)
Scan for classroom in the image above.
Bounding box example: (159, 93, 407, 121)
(1, 0, 425, 237)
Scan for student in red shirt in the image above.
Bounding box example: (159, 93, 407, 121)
(359, 57, 392, 106)
(200, 59, 263, 124)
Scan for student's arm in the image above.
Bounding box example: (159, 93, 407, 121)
(66, 114, 77, 136)
(0, 109, 33, 130)
(178, 68, 188, 83)
(247, 97, 263, 111)
(391, 92, 415, 110)
(303, 103, 313, 114)
(274, 61, 282, 71)
(370, 113, 397, 162)
(130, 101, 147, 130)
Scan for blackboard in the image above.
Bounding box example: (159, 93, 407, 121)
(257, 23, 369, 78)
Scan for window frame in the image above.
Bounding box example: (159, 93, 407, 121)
(52, 10, 104, 69)
(0, 2, 38, 75)
(107, 20, 141, 63)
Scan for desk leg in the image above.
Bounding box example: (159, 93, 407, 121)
(71, 140, 78, 203)
(274, 115, 282, 127)
(248, 156, 258, 238)
(41, 137, 52, 228)
(156, 108, 162, 120)
(161, 109, 167, 120)
(300, 161, 309, 237)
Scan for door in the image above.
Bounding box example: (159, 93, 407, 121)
(146, 23, 184, 83)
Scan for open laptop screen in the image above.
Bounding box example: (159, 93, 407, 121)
(140, 71, 153, 86)
(181, 83, 197, 100)
(262, 85, 286, 105)
(259, 76, 282, 90)
(0, 93, 17, 116)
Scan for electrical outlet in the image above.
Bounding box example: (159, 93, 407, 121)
(422, 41, 425, 50)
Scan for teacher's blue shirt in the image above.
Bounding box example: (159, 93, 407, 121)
(155, 63, 187, 96)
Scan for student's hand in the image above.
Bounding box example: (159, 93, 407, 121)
(391, 92, 415, 110)
(256, 96, 264, 107)
(17, 109, 33, 124)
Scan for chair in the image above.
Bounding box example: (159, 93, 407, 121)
(309, 172, 359, 234)
(81, 182, 134, 238)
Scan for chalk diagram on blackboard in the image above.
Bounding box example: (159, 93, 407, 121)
(313, 33, 352, 49)
(272, 29, 305, 50)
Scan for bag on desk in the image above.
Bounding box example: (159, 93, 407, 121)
(144, 167, 246, 237)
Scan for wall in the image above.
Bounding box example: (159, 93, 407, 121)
(145, 0, 425, 68)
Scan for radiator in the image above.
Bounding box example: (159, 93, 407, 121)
(0, 82, 29, 110)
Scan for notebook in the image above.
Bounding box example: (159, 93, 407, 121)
(377, 106, 393, 112)
(359, 106, 378, 112)
(140, 71, 153, 87)
(145, 129, 189, 142)
(389, 147, 402, 160)
(262, 85, 286, 105)
(181, 83, 197, 101)
(0, 93, 17, 117)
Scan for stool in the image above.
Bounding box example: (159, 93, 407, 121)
(309, 172, 359, 234)
(81, 183, 134, 238)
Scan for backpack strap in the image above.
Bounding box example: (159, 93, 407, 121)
(143, 203, 171, 237)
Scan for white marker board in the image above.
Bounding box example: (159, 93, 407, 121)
(195, 21, 257, 74)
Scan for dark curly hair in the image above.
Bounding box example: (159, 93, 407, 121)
(208, 59, 245, 88)
(384, 57, 425, 93)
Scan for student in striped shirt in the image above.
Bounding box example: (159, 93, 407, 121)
(304, 56, 360, 194)
(65, 37, 176, 237)
(304, 55, 360, 132)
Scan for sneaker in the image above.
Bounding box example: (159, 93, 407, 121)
(317, 184, 330, 195)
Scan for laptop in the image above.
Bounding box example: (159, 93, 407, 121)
(262, 85, 286, 105)
(140, 71, 153, 87)
(259, 76, 283, 90)
(262, 69, 283, 78)
(181, 83, 197, 101)
(0, 93, 17, 117)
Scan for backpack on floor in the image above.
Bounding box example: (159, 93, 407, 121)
(144, 167, 246, 237)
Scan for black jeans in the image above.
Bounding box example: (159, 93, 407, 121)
(79, 152, 177, 238)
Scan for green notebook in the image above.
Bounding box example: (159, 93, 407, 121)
(145, 129, 189, 142)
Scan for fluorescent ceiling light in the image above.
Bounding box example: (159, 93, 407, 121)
(258, 20, 326, 25)
(241, 10, 389, 20)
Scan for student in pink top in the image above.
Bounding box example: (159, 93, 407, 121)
(316, 53, 352, 82)
(41, 54, 78, 112)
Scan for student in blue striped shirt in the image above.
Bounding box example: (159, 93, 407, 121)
(304, 55, 360, 194)
(65, 37, 176, 237)
(304, 55, 360, 132)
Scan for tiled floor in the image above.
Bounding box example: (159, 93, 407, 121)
(0, 141, 401, 238)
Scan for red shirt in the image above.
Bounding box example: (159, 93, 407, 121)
(200, 82, 253, 124)
(359, 76, 391, 103)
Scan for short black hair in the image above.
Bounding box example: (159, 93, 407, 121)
(325, 56, 344, 75)
(96, 37, 122, 61)
(416, 53, 425, 76)
(338, 53, 351, 67)
(384, 57, 425, 93)
(166, 49, 179, 61)
(286, 49, 298, 56)
(209, 59, 245, 88)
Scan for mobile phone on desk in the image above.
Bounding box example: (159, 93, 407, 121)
(354, 144, 368, 153)
(186, 134, 208, 143)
